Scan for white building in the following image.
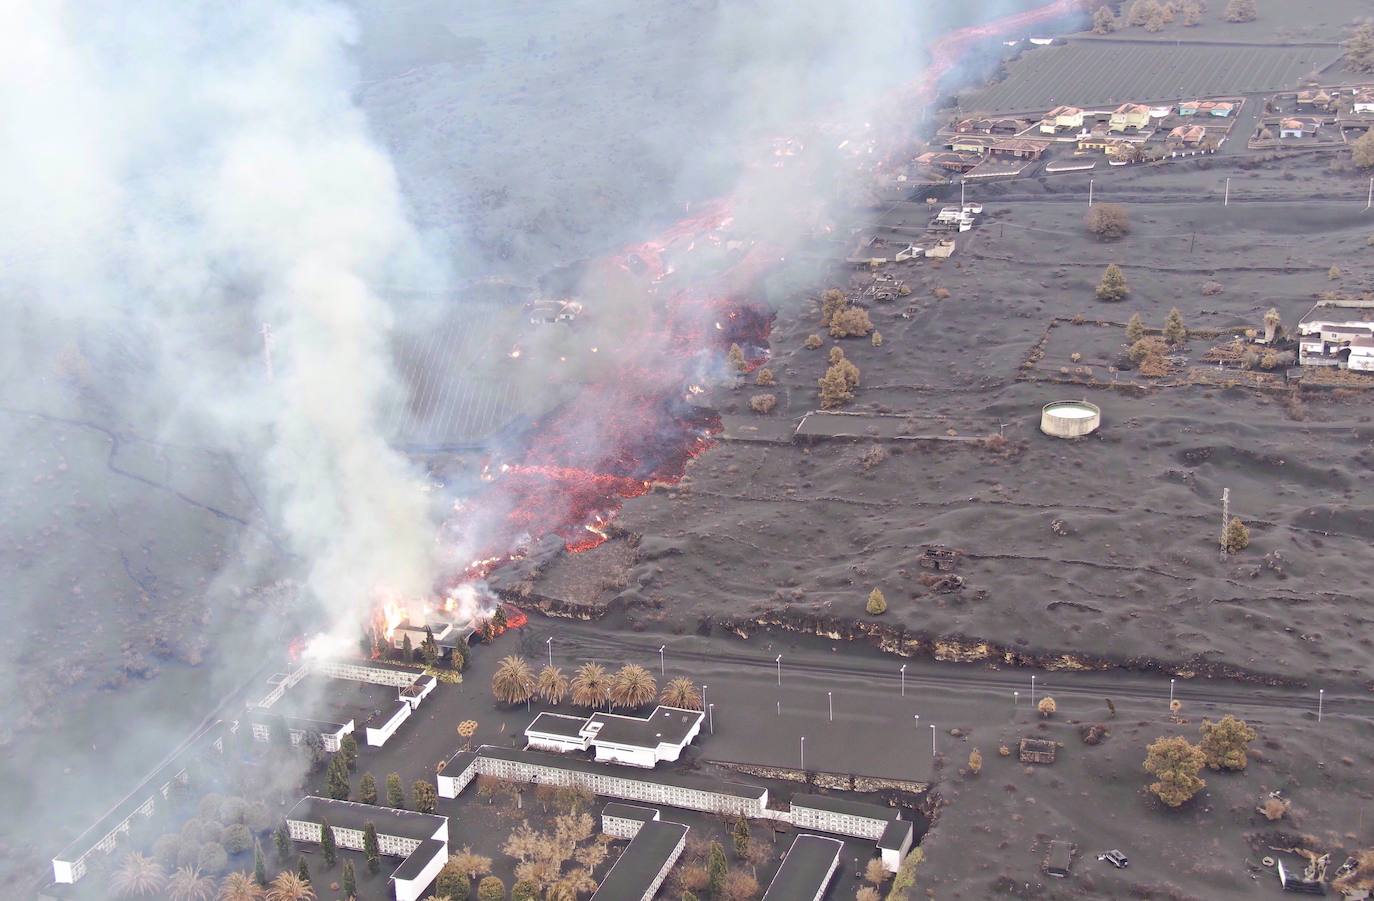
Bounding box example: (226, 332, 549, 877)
(248, 714, 354, 753)
(285, 797, 449, 901)
(601, 803, 661, 840)
(438, 745, 768, 819)
(590, 819, 688, 901)
(367, 700, 413, 747)
(524, 706, 704, 768)
(761, 835, 844, 901)
(1298, 301, 1374, 370)
(790, 793, 897, 841)
(878, 819, 915, 873)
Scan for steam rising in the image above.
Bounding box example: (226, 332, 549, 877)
(2, 1, 440, 625)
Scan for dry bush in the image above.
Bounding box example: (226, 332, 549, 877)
(1037, 697, 1056, 718)
(749, 394, 776, 414)
(804, 334, 822, 349)
(1085, 203, 1130, 240)
(871, 330, 882, 347)
(754, 368, 775, 386)
(721, 869, 759, 901)
(998, 744, 1011, 757)
(1128, 336, 1166, 363)
(1138, 354, 1172, 377)
(830, 306, 874, 338)
(932, 286, 950, 299)
(1258, 796, 1289, 821)
(859, 446, 888, 471)
(820, 288, 848, 325)
(1079, 723, 1110, 745)
(968, 749, 983, 774)
(1201, 280, 1223, 296)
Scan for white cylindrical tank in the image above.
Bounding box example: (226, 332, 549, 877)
(1040, 401, 1101, 438)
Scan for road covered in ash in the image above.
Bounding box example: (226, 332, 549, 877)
(510, 616, 1370, 783)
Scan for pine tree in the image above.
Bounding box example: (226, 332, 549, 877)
(360, 772, 377, 805)
(340, 733, 359, 771)
(1143, 736, 1207, 807)
(727, 343, 747, 372)
(274, 823, 290, 860)
(450, 640, 469, 672)
(421, 626, 440, 666)
(732, 818, 751, 857)
(342, 859, 356, 898)
(402, 633, 414, 661)
(297, 856, 310, 884)
(1125, 312, 1145, 342)
(1354, 130, 1374, 170)
(493, 606, 508, 633)
(1096, 264, 1129, 301)
(707, 842, 728, 898)
(866, 588, 887, 615)
(386, 772, 406, 809)
(1163, 307, 1187, 344)
(1199, 715, 1257, 770)
(1092, 5, 1116, 33)
(1346, 23, 1374, 73)
(321, 818, 337, 868)
(326, 753, 351, 800)
(363, 822, 380, 873)
(253, 840, 268, 887)
(412, 780, 437, 814)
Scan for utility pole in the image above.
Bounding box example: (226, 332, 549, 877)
(1220, 487, 1230, 562)
(960, 179, 965, 208)
(1189, 232, 1196, 254)
(260, 322, 275, 382)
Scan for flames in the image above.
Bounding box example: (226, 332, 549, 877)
(362, 0, 1080, 642)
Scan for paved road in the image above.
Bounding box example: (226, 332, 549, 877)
(516, 618, 1374, 718)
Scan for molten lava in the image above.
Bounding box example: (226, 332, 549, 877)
(419, 0, 1083, 605)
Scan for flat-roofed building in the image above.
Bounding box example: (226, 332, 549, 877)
(438, 746, 768, 819)
(601, 803, 661, 840)
(286, 797, 449, 901)
(523, 706, 705, 768)
(790, 793, 898, 840)
(590, 819, 689, 901)
(878, 819, 915, 873)
(761, 835, 844, 901)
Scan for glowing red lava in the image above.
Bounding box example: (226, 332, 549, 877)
(440, 0, 1081, 581)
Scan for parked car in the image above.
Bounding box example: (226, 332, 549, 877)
(1098, 850, 1129, 869)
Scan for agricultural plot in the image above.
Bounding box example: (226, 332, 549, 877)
(960, 41, 1341, 113)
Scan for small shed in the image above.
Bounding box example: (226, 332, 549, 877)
(1044, 840, 1075, 878)
(1019, 738, 1057, 765)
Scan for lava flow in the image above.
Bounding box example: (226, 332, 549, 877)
(437, 0, 1083, 586)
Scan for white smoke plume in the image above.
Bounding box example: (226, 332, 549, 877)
(1, 1, 440, 627)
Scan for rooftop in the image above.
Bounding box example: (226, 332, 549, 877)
(286, 797, 446, 842)
(761, 835, 844, 901)
(791, 792, 897, 822)
(448, 745, 768, 800)
(390, 838, 447, 883)
(589, 820, 689, 901)
(527, 712, 590, 740)
(585, 706, 703, 750)
(878, 819, 914, 852)
(603, 803, 660, 825)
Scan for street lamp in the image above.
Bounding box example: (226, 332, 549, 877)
(776, 655, 782, 686)
(900, 664, 906, 697)
(1169, 678, 1175, 706)
(828, 691, 833, 723)
(800, 736, 806, 771)
(1014, 690, 1019, 708)
(930, 724, 936, 757)
(1031, 675, 1037, 707)
(546, 636, 553, 668)
(709, 703, 715, 734)
(1318, 688, 1324, 723)
(702, 684, 708, 711)
(658, 645, 665, 677)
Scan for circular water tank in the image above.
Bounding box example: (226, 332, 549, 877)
(1040, 401, 1101, 438)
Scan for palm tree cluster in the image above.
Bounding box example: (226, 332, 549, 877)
(493, 656, 675, 712)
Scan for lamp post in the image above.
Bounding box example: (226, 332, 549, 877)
(702, 684, 708, 711)
(776, 655, 782, 687)
(1318, 689, 1324, 723)
(1014, 690, 1019, 708)
(658, 645, 665, 677)
(930, 724, 936, 757)
(546, 636, 553, 668)
(1169, 678, 1175, 706)
(1088, 177, 1094, 207)
(1031, 675, 1037, 707)
(828, 692, 833, 723)
(800, 736, 806, 772)
(709, 703, 715, 734)
(900, 664, 906, 697)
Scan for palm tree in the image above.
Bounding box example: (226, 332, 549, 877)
(264, 872, 315, 901)
(537, 665, 569, 705)
(219, 872, 264, 901)
(491, 655, 536, 706)
(660, 677, 701, 710)
(166, 866, 217, 901)
(569, 662, 610, 709)
(610, 664, 656, 709)
(113, 852, 166, 898)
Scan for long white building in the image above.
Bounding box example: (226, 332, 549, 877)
(438, 745, 768, 819)
(285, 797, 449, 901)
